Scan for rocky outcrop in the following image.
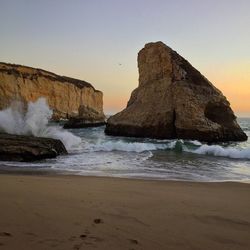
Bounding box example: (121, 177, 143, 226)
(63, 105, 106, 128)
(0, 133, 67, 161)
(63, 119, 106, 129)
(105, 42, 247, 142)
(0, 62, 104, 120)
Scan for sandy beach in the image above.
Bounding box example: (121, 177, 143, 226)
(0, 174, 250, 250)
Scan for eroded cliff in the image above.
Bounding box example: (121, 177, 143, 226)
(0, 62, 104, 120)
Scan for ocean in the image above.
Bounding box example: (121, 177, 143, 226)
(1, 107, 250, 182)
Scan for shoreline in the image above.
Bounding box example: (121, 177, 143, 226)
(1, 166, 250, 184)
(0, 174, 250, 249)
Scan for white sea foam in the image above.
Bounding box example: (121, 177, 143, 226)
(0, 98, 81, 150)
(89, 140, 172, 152)
(85, 138, 250, 160)
(188, 140, 202, 146)
(188, 144, 250, 159)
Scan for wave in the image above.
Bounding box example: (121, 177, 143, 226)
(188, 144, 250, 159)
(86, 139, 199, 153)
(0, 98, 81, 150)
(84, 138, 250, 160)
(88, 140, 172, 152)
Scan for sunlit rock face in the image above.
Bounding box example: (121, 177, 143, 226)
(0, 62, 104, 121)
(105, 41, 247, 142)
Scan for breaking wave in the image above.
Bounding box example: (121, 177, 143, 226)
(85, 139, 250, 160)
(0, 98, 81, 150)
(88, 140, 172, 152)
(189, 144, 250, 159)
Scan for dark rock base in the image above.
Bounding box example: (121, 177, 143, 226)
(105, 124, 247, 142)
(63, 118, 106, 129)
(0, 133, 67, 162)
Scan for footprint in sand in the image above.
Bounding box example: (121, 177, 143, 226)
(128, 238, 139, 245)
(80, 234, 87, 239)
(93, 218, 103, 224)
(0, 232, 12, 237)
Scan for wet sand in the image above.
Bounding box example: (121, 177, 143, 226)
(0, 174, 250, 250)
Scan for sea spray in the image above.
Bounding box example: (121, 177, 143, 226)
(0, 98, 81, 150)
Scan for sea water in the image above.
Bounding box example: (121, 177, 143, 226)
(0, 99, 250, 182)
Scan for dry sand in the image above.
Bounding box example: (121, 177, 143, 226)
(0, 174, 250, 250)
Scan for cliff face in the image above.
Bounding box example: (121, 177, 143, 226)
(0, 62, 104, 120)
(105, 42, 247, 142)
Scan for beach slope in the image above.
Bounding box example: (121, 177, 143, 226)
(0, 174, 250, 250)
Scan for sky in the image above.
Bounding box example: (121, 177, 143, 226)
(0, 0, 249, 116)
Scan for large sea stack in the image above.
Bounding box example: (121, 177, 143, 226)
(0, 62, 105, 121)
(105, 41, 247, 142)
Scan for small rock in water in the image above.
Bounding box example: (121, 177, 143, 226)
(63, 105, 106, 129)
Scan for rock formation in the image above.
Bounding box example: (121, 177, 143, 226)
(63, 105, 106, 128)
(105, 41, 247, 142)
(0, 62, 105, 121)
(0, 133, 67, 161)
